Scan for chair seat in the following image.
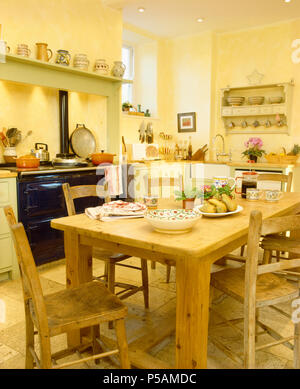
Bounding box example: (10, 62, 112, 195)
(30, 282, 127, 337)
(211, 267, 299, 307)
(261, 236, 300, 255)
(93, 247, 130, 262)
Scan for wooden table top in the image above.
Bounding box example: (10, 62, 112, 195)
(51, 193, 300, 261)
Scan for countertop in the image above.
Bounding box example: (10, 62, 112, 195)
(129, 159, 299, 168)
(0, 170, 18, 178)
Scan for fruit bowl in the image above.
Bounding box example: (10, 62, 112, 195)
(144, 209, 201, 234)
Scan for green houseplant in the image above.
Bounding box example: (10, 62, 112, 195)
(175, 187, 199, 209)
(122, 101, 133, 112)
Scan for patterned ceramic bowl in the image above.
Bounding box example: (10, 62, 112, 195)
(144, 209, 201, 234)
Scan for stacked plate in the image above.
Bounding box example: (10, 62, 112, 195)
(227, 96, 245, 106)
(248, 96, 264, 105)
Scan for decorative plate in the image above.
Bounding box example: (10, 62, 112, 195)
(195, 205, 243, 218)
(144, 209, 201, 234)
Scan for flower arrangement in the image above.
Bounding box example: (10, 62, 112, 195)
(199, 184, 235, 200)
(242, 137, 266, 162)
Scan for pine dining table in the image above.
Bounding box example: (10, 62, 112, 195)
(51, 193, 300, 369)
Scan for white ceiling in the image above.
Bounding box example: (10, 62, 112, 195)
(103, 0, 300, 38)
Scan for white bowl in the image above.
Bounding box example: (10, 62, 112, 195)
(144, 209, 201, 234)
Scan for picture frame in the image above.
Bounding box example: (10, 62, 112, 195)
(177, 112, 196, 133)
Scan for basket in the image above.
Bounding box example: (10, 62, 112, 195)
(280, 155, 299, 164)
(265, 154, 280, 164)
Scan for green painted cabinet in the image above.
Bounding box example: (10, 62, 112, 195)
(0, 177, 19, 281)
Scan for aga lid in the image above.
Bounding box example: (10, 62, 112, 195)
(70, 124, 96, 159)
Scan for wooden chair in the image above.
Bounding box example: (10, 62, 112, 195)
(239, 172, 293, 258)
(210, 210, 300, 368)
(62, 183, 149, 309)
(4, 206, 130, 369)
(144, 174, 183, 282)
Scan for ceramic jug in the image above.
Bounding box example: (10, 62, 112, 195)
(111, 61, 126, 78)
(36, 42, 52, 62)
(94, 59, 109, 75)
(55, 49, 71, 66)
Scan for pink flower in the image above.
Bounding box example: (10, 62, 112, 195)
(245, 137, 263, 150)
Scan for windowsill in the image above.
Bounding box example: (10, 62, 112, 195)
(122, 113, 160, 120)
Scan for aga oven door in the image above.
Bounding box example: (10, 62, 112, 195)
(24, 218, 65, 266)
(18, 175, 66, 219)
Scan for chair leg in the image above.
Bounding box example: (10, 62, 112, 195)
(25, 303, 35, 369)
(240, 245, 246, 256)
(151, 261, 156, 269)
(262, 249, 271, 265)
(104, 262, 108, 285)
(140, 259, 149, 309)
(107, 260, 116, 329)
(244, 306, 256, 369)
(166, 265, 171, 283)
(115, 319, 131, 369)
(294, 322, 300, 369)
(39, 332, 52, 369)
(92, 325, 101, 365)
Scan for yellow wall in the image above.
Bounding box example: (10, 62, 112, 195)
(0, 0, 122, 161)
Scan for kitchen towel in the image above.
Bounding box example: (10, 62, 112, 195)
(85, 200, 146, 222)
(104, 165, 123, 196)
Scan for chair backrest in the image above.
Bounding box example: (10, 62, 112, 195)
(4, 206, 50, 338)
(257, 172, 293, 192)
(144, 174, 184, 197)
(62, 182, 111, 216)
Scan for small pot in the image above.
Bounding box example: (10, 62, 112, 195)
(182, 198, 195, 210)
(91, 151, 116, 165)
(16, 155, 40, 168)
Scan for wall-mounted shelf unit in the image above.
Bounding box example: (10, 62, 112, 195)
(0, 54, 132, 154)
(221, 82, 294, 135)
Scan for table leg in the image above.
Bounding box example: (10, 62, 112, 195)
(64, 231, 93, 347)
(176, 258, 211, 369)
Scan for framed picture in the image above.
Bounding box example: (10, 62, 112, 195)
(177, 112, 196, 133)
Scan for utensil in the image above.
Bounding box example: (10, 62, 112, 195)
(235, 171, 259, 199)
(196, 205, 243, 218)
(31, 143, 50, 163)
(22, 130, 33, 142)
(16, 155, 40, 168)
(36, 42, 52, 62)
(70, 124, 96, 159)
(0, 130, 8, 147)
(51, 155, 88, 168)
(17, 44, 31, 57)
(265, 190, 284, 202)
(248, 96, 264, 105)
(144, 209, 201, 234)
(55, 49, 71, 66)
(91, 151, 115, 165)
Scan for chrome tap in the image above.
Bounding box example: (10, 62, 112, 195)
(212, 133, 232, 161)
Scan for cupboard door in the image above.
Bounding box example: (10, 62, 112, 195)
(0, 181, 9, 205)
(0, 235, 13, 270)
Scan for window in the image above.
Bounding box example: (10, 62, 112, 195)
(121, 45, 134, 104)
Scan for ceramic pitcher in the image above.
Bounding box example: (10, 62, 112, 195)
(55, 49, 71, 66)
(36, 43, 53, 62)
(111, 61, 126, 78)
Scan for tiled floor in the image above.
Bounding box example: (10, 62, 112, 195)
(0, 257, 296, 369)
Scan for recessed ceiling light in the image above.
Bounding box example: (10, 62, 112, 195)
(285, 0, 291, 3)
(138, 7, 145, 13)
(197, 18, 204, 23)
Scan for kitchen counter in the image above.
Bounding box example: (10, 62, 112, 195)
(0, 170, 18, 178)
(129, 159, 299, 168)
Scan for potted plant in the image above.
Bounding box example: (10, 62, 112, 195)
(175, 187, 199, 209)
(242, 137, 266, 163)
(122, 101, 133, 112)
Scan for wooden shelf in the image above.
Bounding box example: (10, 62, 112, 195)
(220, 82, 294, 135)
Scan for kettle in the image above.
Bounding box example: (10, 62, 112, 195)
(31, 143, 50, 164)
